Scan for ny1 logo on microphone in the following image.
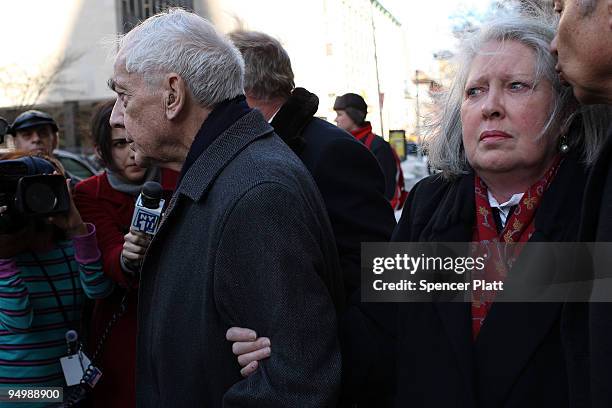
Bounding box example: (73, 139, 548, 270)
(133, 209, 160, 234)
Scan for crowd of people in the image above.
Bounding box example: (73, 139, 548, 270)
(0, 0, 611, 406)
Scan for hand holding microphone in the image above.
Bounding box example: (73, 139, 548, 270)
(121, 181, 165, 275)
(121, 230, 151, 273)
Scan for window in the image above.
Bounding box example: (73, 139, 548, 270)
(120, 0, 194, 32)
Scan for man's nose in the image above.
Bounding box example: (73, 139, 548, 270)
(109, 98, 125, 130)
(550, 35, 558, 56)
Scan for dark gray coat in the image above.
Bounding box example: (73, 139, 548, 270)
(136, 110, 343, 407)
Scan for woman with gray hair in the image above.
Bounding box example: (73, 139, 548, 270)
(382, 10, 611, 407)
(225, 8, 610, 407)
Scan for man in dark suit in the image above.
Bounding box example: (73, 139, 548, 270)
(228, 30, 396, 300)
(108, 9, 343, 407)
(551, 1, 612, 406)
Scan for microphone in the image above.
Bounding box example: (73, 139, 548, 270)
(130, 181, 165, 236)
(65, 330, 79, 355)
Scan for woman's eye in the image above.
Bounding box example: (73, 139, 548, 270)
(466, 88, 483, 98)
(509, 82, 530, 91)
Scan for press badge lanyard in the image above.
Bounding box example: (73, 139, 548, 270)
(30, 249, 102, 388)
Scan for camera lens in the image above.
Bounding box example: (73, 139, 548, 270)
(24, 182, 58, 213)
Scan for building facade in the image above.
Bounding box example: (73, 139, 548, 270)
(1, 0, 418, 148)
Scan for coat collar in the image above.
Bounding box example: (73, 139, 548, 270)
(179, 96, 251, 183)
(147, 109, 273, 260)
(534, 152, 588, 241)
(157, 109, 273, 232)
(428, 172, 475, 241)
(270, 87, 318, 154)
(429, 153, 586, 242)
(177, 109, 274, 203)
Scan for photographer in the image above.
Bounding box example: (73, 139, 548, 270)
(8, 110, 58, 156)
(7, 110, 83, 188)
(0, 151, 113, 396)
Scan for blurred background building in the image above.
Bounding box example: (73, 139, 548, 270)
(1, 0, 431, 151)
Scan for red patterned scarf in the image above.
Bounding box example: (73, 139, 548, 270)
(471, 156, 562, 339)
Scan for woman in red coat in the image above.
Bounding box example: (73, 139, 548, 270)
(73, 100, 177, 407)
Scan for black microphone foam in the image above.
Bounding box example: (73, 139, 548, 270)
(141, 181, 163, 209)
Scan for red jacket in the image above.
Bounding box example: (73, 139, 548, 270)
(73, 169, 177, 408)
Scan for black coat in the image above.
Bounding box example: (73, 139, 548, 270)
(346, 154, 588, 407)
(271, 88, 396, 298)
(136, 110, 343, 407)
(576, 127, 612, 408)
(366, 134, 398, 202)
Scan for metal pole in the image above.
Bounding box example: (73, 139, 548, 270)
(370, 1, 385, 137)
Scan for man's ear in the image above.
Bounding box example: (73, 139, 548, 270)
(608, 0, 612, 30)
(164, 73, 186, 120)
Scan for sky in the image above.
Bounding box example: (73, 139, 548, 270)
(383, 0, 493, 69)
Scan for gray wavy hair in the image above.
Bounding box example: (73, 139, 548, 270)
(115, 8, 244, 108)
(426, 10, 611, 179)
(228, 30, 295, 101)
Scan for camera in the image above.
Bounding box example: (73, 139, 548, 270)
(0, 117, 8, 144)
(0, 156, 70, 234)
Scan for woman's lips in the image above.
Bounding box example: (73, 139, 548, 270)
(479, 130, 512, 142)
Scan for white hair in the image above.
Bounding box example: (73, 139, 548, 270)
(426, 9, 611, 179)
(116, 8, 244, 108)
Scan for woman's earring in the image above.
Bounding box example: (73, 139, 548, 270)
(559, 134, 570, 154)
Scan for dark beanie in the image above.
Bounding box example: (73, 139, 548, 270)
(333, 93, 367, 126)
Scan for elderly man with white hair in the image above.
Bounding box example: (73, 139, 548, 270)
(108, 8, 343, 407)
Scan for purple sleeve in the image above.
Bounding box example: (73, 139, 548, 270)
(0, 259, 19, 279)
(72, 223, 102, 264)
